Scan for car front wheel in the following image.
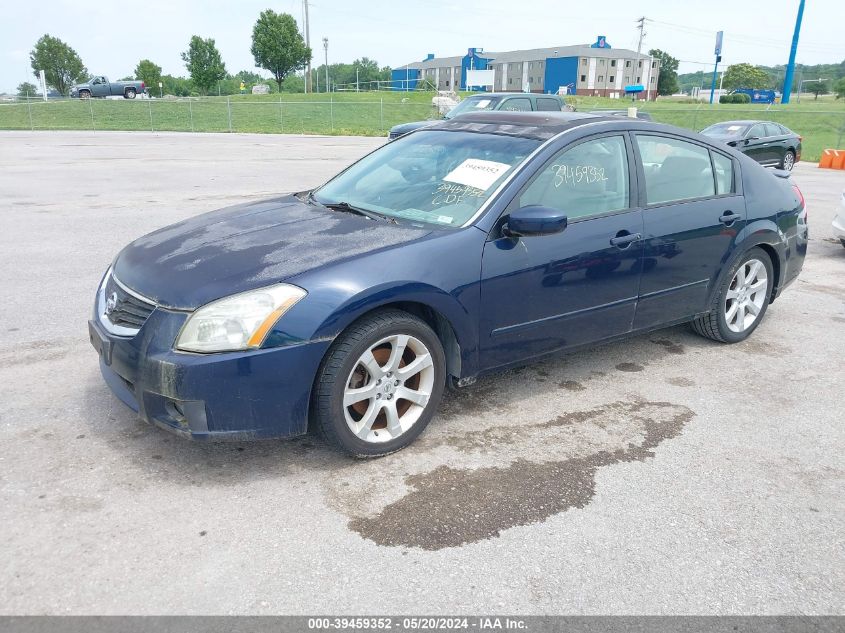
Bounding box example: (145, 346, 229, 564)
(691, 247, 773, 343)
(312, 310, 446, 457)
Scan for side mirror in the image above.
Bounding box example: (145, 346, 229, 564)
(503, 206, 568, 238)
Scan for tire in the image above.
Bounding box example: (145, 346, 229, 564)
(691, 247, 774, 343)
(780, 149, 795, 171)
(79, 90, 91, 99)
(312, 309, 446, 458)
(124, 88, 136, 99)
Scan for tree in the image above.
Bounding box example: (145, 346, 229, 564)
(181, 36, 227, 95)
(17, 82, 37, 97)
(805, 80, 828, 100)
(29, 34, 87, 95)
(722, 63, 770, 90)
(134, 59, 162, 92)
(834, 77, 845, 99)
(250, 9, 311, 91)
(648, 49, 679, 96)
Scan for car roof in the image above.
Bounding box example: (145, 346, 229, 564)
(425, 111, 623, 141)
(464, 92, 560, 99)
(707, 120, 773, 126)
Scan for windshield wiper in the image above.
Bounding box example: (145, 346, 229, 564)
(313, 195, 396, 224)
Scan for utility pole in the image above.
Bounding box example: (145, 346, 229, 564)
(634, 17, 646, 102)
(303, 0, 311, 93)
(323, 37, 329, 93)
(781, 0, 804, 104)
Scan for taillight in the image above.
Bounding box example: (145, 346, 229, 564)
(798, 135, 803, 142)
(792, 184, 806, 221)
(141, 82, 145, 88)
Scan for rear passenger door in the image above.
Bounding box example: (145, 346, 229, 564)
(632, 133, 745, 329)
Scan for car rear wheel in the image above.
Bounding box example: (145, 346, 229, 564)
(312, 309, 446, 457)
(780, 150, 795, 171)
(124, 88, 136, 99)
(691, 248, 773, 343)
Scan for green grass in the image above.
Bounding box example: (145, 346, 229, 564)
(2, 91, 844, 161)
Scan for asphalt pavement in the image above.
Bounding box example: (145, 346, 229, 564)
(0, 131, 843, 615)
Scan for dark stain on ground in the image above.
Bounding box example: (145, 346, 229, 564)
(559, 380, 585, 391)
(615, 362, 644, 372)
(667, 376, 695, 387)
(349, 401, 693, 550)
(833, 316, 845, 324)
(651, 338, 685, 354)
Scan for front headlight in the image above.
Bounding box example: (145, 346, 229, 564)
(176, 284, 306, 353)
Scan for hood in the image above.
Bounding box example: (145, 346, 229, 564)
(112, 195, 431, 310)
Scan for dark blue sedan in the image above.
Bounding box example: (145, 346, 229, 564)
(89, 112, 808, 456)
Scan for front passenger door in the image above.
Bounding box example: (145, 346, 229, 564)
(479, 134, 643, 370)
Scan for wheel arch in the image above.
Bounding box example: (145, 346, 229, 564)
(707, 232, 785, 309)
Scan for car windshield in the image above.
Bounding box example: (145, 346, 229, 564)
(702, 123, 749, 137)
(444, 97, 500, 119)
(313, 130, 540, 228)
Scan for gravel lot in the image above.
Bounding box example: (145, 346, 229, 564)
(0, 131, 843, 615)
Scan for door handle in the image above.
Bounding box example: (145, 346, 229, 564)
(719, 211, 742, 225)
(609, 231, 642, 249)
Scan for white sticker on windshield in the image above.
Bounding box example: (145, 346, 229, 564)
(437, 215, 454, 224)
(727, 125, 743, 131)
(444, 159, 510, 190)
(473, 99, 491, 108)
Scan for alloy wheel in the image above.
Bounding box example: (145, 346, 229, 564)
(724, 258, 768, 333)
(343, 334, 435, 443)
(783, 152, 795, 171)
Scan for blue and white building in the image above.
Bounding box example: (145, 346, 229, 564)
(391, 37, 660, 100)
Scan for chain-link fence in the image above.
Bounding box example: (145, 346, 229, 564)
(2, 96, 844, 161)
(0, 96, 436, 137)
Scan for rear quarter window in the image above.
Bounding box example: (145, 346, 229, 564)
(498, 98, 532, 112)
(536, 98, 562, 112)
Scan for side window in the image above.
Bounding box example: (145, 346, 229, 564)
(712, 152, 734, 195)
(764, 123, 781, 137)
(748, 123, 767, 139)
(636, 135, 715, 205)
(536, 98, 561, 112)
(517, 136, 630, 221)
(500, 98, 531, 111)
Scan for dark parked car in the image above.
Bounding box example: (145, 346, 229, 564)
(700, 120, 802, 170)
(388, 92, 571, 139)
(90, 112, 807, 456)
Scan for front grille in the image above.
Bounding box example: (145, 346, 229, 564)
(103, 274, 156, 330)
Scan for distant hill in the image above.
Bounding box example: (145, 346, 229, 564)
(678, 60, 845, 93)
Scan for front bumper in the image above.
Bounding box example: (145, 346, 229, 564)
(88, 308, 331, 440)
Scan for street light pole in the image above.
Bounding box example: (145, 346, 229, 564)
(323, 37, 329, 93)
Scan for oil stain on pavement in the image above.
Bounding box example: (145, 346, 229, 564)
(340, 400, 694, 550)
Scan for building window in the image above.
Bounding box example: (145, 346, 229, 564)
(598, 75, 604, 82)
(580, 74, 586, 82)
(599, 59, 605, 66)
(636, 76, 641, 83)
(609, 75, 615, 83)
(446, 80, 449, 86)
(611, 60, 616, 67)
(625, 60, 631, 68)
(581, 58, 588, 66)
(652, 60, 657, 68)
(651, 76, 655, 83)
(638, 60, 643, 68)
(508, 77, 513, 85)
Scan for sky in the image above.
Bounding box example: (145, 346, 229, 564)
(2, 0, 843, 93)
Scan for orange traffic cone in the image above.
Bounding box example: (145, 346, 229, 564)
(833, 151, 845, 170)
